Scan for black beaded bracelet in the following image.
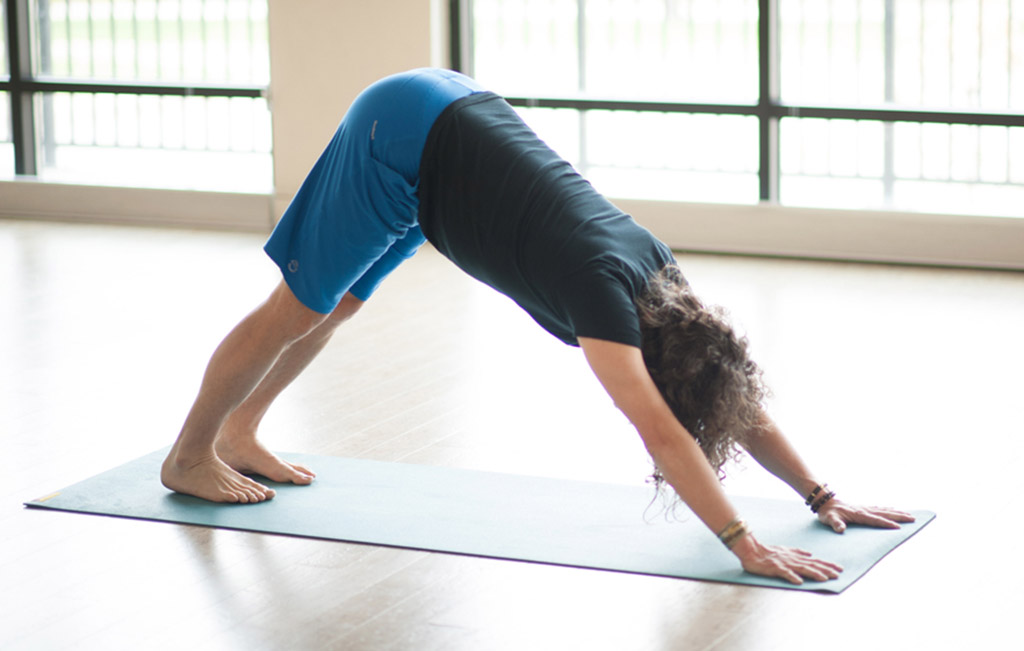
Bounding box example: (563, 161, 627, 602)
(805, 483, 827, 506)
(811, 490, 837, 514)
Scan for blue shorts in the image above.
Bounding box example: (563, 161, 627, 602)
(264, 68, 485, 313)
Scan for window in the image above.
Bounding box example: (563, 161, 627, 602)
(1, 0, 271, 193)
(1, 2, 13, 176)
(779, 0, 1024, 217)
(459, 0, 1024, 218)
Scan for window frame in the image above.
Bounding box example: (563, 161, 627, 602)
(450, 0, 1024, 205)
(1, 0, 267, 177)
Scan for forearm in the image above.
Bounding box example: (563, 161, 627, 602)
(744, 412, 821, 499)
(642, 423, 741, 534)
(578, 338, 744, 534)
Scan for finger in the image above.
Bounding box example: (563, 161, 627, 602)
(852, 512, 902, 529)
(797, 565, 831, 582)
(777, 551, 842, 582)
(830, 505, 900, 529)
(808, 567, 839, 581)
(872, 507, 916, 522)
(824, 512, 847, 534)
(816, 504, 847, 532)
(783, 557, 839, 583)
(800, 552, 843, 572)
(798, 557, 844, 582)
(782, 567, 804, 585)
(771, 545, 812, 557)
(809, 558, 844, 575)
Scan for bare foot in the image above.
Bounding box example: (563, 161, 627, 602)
(161, 446, 276, 503)
(214, 434, 315, 486)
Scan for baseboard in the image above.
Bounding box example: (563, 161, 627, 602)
(618, 198, 1024, 271)
(0, 180, 274, 232)
(2, 180, 1021, 269)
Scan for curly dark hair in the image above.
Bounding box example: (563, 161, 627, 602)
(637, 265, 769, 482)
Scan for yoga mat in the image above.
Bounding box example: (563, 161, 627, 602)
(26, 449, 934, 593)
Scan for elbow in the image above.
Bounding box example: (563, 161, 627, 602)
(636, 419, 690, 459)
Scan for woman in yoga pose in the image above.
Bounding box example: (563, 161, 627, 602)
(161, 68, 914, 585)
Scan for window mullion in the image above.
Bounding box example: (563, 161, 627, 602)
(758, 0, 780, 203)
(7, 0, 38, 175)
(577, 0, 587, 177)
(883, 0, 896, 205)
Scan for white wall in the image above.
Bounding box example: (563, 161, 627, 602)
(268, 0, 443, 218)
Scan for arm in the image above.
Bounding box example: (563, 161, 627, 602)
(744, 413, 916, 532)
(743, 412, 821, 500)
(578, 337, 841, 584)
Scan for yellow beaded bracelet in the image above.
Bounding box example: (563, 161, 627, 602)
(717, 518, 751, 549)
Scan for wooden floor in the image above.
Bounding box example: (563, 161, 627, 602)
(1, 218, 1021, 650)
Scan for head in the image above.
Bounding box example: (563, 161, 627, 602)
(637, 265, 768, 481)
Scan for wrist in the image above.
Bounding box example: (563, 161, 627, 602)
(728, 530, 761, 562)
(716, 517, 751, 550)
(795, 477, 823, 501)
(806, 483, 837, 514)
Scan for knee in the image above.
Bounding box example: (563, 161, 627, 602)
(265, 285, 363, 344)
(262, 281, 332, 342)
(327, 292, 365, 328)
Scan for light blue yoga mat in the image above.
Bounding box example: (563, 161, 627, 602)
(26, 449, 934, 593)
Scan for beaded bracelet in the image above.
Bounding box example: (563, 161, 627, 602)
(805, 483, 837, 513)
(805, 483, 827, 506)
(717, 518, 751, 549)
(811, 490, 837, 513)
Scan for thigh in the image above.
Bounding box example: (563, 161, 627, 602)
(263, 131, 405, 315)
(348, 226, 427, 301)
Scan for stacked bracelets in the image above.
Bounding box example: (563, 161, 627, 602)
(718, 484, 835, 549)
(805, 483, 837, 514)
(716, 518, 751, 549)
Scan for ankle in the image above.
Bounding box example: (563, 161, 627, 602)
(169, 438, 218, 468)
(219, 412, 261, 443)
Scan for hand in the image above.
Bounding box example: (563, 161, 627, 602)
(731, 533, 843, 585)
(816, 498, 916, 533)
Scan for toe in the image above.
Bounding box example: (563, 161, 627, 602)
(264, 462, 313, 485)
(290, 462, 316, 478)
(245, 480, 272, 502)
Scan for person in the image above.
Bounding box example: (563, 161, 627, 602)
(161, 68, 915, 585)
